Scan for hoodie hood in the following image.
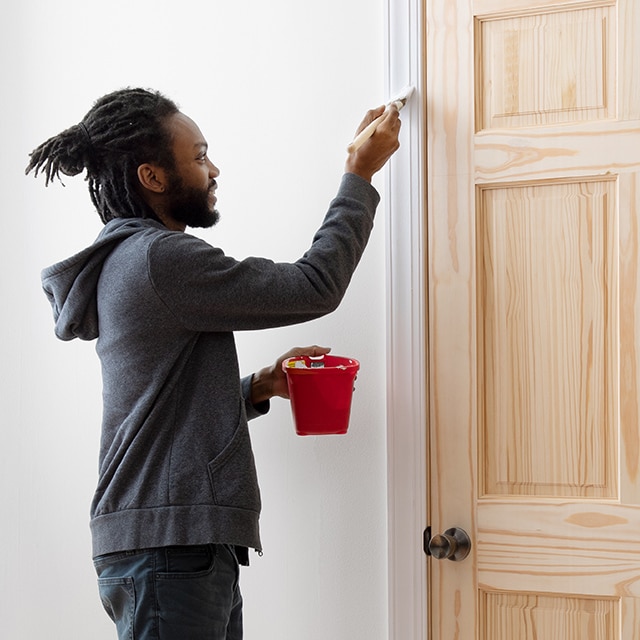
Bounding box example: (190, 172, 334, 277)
(41, 218, 166, 341)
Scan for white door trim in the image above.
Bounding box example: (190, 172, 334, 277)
(385, 0, 428, 638)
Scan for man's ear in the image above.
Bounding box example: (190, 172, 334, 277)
(137, 163, 167, 194)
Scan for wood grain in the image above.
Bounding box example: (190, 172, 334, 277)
(426, 0, 640, 638)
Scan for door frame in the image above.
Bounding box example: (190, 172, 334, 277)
(385, 0, 428, 638)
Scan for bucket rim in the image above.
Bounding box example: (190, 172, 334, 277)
(282, 354, 360, 373)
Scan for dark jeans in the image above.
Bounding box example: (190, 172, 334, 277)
(93, 544, 243, 640)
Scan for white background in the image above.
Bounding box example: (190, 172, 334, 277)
(0, 1, 391, 638)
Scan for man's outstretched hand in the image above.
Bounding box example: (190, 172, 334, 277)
(345, 104, 402, 182)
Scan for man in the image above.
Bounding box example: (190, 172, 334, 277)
(26, 87, 401, 639)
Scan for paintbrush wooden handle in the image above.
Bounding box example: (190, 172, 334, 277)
(346, 112, 387, 154)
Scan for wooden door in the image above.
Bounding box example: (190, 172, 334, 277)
(426, 0, 640, 637)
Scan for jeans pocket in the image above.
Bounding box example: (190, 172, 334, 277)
(156, 545, 216, 580)
(97, 576, 135, 640)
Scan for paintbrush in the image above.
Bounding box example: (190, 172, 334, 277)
(347, 85, 415, 154)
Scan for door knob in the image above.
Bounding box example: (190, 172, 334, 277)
(427, 527, 471, 561)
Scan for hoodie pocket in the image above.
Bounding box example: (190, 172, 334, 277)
(207, 421, 261, 513)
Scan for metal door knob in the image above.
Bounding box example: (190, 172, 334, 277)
(428, 527, 471, 561)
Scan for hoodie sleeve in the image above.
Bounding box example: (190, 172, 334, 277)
(241, 375, 270, 420)
(146, 173, 380, 333)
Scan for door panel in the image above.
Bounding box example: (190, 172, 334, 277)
(480, 591, 619, 639)
(426, 0, 640, 637)
(475, 4, 616, 129)
(477, 177, 618, 499)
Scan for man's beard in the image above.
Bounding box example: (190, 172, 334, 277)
(165, 172, 220, 229)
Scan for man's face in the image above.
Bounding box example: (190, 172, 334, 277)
(164, 112, 220, 229)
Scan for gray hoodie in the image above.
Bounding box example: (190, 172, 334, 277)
(41, 173, 380, 559)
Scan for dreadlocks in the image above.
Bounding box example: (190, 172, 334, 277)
(25, 88, 180, 224)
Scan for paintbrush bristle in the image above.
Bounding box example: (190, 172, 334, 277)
(388, 85, 415, 108)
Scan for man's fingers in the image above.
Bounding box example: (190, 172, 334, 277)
(355, 106, 385, 135)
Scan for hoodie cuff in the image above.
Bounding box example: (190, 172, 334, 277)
(241, 375, 270, 420)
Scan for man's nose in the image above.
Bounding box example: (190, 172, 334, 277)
(207, 159, 220, 178)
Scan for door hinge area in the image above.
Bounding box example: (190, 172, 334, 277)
(423, 526, 432, 556)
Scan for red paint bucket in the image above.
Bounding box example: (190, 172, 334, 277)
(282, 355, 360, 436)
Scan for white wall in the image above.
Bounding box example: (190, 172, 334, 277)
(1, 1, 389, 639)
